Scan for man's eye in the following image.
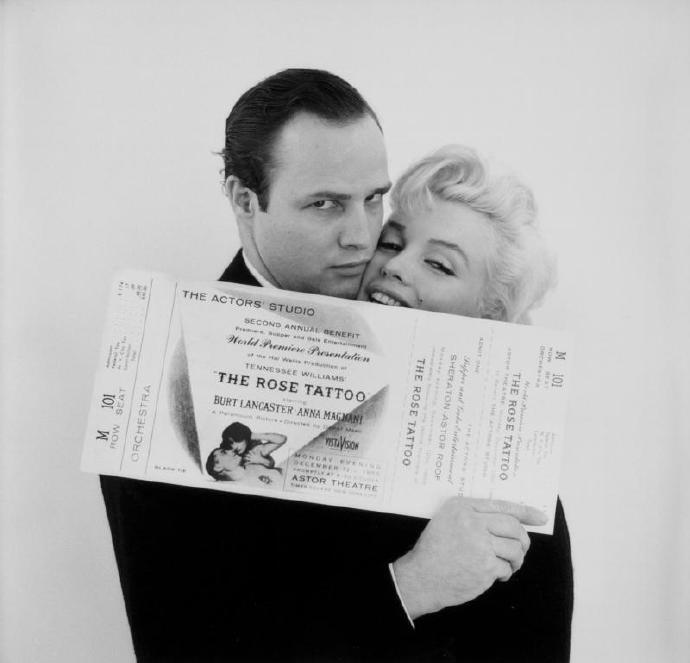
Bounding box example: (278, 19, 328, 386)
(311, 200, 338, 210)
(365, 193, 383, 204)
(427, 260, 455, 275)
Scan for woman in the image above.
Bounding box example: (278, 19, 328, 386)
(358, 145, 573, 661)
(358, 144, 554, 324)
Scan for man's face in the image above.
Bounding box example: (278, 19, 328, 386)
(246, 113, 390, 299)
(211, 448, 244, 481)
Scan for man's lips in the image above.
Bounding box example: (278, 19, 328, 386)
(331, 260, 370, 274)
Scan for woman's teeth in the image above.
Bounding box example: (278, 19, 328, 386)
(370, 292, 403, 307)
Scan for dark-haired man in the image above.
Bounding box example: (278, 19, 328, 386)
(101, 69, 572, 662)
(219, 69, 388, 301)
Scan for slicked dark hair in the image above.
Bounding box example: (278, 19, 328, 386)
(222, 68, 381, 211)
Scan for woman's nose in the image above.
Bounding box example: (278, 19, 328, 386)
(381, 255, 408, 283)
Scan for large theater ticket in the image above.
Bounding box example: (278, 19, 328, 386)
(81, 270, 573, 533)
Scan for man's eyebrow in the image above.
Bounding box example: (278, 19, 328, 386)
(304, 183, 392, 201)
(306, 191, 352, 201)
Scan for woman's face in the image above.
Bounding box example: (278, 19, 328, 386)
(228, 438, 248, 455)
(358, 198, 495, 315)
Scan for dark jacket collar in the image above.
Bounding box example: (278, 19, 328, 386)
(218, 250, 261, 287)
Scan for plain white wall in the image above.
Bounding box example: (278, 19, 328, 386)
(2, 1, 689, 661)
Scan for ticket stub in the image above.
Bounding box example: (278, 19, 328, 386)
(82, 270, 573, 533)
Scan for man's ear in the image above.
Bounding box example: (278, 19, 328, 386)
(225, 175, 260, 218)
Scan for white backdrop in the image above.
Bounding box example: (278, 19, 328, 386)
(2, 1, 689, 661)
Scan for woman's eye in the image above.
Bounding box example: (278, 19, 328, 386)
(377, 240, 401, 252)
(427, 260, 455, 275)
(311, 200, 338, 210)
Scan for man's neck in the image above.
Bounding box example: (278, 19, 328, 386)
(242, 251, 277, 289)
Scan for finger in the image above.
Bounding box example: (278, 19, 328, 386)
(494, 558, 513, 583)
(491, 537, 526, 574)
(486, 515, 530, 552)
(468, 498, 547, 526)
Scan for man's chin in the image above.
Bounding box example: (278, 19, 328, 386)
(316, 278, 361, 300)
(282, 273, 362, 300)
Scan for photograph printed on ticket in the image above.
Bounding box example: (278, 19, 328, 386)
(82, 270, 573, 533)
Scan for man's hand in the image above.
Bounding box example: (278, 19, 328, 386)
(392, 497, 546, 620)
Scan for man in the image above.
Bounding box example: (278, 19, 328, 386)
(101, 69, 572, 662)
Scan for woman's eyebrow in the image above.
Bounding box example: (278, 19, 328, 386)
(428, 239, 469, 266)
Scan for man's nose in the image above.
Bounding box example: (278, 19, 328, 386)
(338, 204, 379, 250)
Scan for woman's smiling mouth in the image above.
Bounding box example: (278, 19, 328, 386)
(368, 290, 409, 307)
